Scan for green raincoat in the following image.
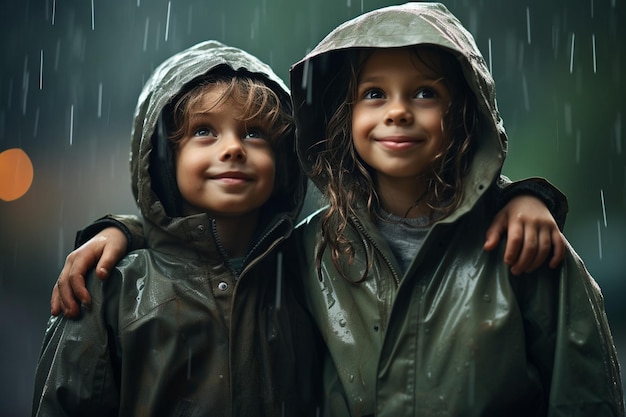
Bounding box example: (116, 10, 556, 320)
(290, 3, 624, 416)
(31, 41, 319, 417)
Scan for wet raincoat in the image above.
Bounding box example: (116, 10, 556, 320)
(289, 3, 624, 416)
(31, 40, 319, 417)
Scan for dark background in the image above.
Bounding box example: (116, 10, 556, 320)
(1, 0, 624, 415)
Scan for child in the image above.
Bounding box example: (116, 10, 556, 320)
(289, 3, 623, 416)
(31, 40, 319, 416)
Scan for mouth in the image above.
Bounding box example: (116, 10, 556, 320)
(375, 136, 424, 150)
(210, 171, 253, 184)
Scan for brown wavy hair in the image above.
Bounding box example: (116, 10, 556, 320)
(168, 69, 293, 149)
(310, 46, 479, 282)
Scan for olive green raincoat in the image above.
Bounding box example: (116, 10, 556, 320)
(31, 40, 319, 417)
(290, 3, 624, 416)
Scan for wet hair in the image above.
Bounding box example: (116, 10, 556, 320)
(311, 45, 479, 282)
(151, 66, 295, 217)
(167, 67, 293, 149)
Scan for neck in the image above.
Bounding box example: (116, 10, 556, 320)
(376, 175, 430, 219)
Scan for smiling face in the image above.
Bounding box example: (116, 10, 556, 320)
(174, 83, 276, 219)
(352, 47, 452, 206)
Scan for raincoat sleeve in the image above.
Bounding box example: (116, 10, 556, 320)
(31, 269, 122, 417)
(496, 176, 568, 230)
(74, 214, 145, 252)
(516, 243, 624, 416)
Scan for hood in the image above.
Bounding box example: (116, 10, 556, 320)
(290, 2, 506, 216)
(130, 40, 305, 234)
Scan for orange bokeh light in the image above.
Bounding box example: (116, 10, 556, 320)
(0, 148, 34, 201)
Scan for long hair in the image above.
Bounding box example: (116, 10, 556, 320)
(310, 46, 479, 282)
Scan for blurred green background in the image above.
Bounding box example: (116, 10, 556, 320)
(1, 0, 624, 415)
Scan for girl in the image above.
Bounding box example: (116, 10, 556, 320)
(290, 3, 623, 416)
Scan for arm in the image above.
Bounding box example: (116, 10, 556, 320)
(484, 177, 567, 276)
(51, 214, 143, 317)
(33, 270, 121, 416)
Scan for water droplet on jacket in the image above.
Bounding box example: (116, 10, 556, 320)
(482, 293, 491, 303)
(339, 318, 347, 327)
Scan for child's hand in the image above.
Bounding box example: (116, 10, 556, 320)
(51, 227, 128, 318)
(483, 196, 565, 276)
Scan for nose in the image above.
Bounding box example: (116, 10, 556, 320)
(219, 134, 246, 161)
(385, 99, 414, 125)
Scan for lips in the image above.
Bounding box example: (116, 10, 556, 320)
(210, 171, 253, 184)
(375, 136, 424, 150)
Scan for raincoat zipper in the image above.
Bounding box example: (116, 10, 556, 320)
(350, 215, 401, 286)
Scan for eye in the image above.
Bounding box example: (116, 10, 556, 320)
(193, 126, 216, 137)
(363, 88, 385, 100)
(244, 128, 268, 141)
(415, 88, 438, 99)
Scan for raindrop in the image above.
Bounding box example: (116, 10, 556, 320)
(33, 108, 39, 137)
(590, 0, 595, 18)
(143, 18, 150, 52)
(97, 82, 102, 118)
(91, 0, 95, 31)
(569, 33, 575, 74)
(165, 1, 171, 42)
(39, 50, 44, 90)
(52, 0, 56, 25)
(54, 39, 60, 71)
(69, 104, 74, 146)
(600, 189, 607, 227)
(526, 7, 531, 45)
(137, 0, 140, 6)
(597, 219, 603, 260)
(347, 0, 351, 7)
(591, 34, 597, 74)
(21, 56, 29, 116)
(487, 38, 492, 75)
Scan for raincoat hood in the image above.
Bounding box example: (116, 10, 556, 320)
(132, 40, 304, 232)
(290, 2, 506, 216)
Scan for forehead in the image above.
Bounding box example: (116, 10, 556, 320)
(359, 47, 444, 79)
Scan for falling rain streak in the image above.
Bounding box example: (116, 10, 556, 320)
(569, 33, 575, 73)
(275, 252, 283, 310)
(600, 189, 607, 227)
(97, 82, 103, 118)
(592, 34, 597, 73)
(69, 105, 74, 146)
(165, 2, 172, 42)
(487, 38, 492, 75)
(91, 0, 95, 30)
(39, 50, 44, 90)
(526, 7, 531, 45)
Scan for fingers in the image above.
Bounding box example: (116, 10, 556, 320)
(548, 230, 566, 269)
(50, 282, 62, 316)
(484, 211, 508, 251)
(503, 221, 525, 274)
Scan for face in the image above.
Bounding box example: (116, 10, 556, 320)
(352, 47, 452, 194)
(174, 83, 275, 219)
